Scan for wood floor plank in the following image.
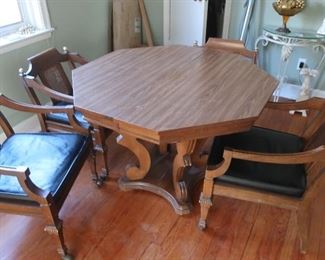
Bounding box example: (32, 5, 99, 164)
(202, 198, 259, 260)
(241, 205, 292, 260)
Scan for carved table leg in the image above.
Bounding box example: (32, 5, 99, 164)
(191, 138, 209, 167)
(172, 140, 197, 202)
(117, 134, 151, 180)
(118, 136, 204, 215)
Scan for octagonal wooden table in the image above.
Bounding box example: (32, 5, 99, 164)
(73, 45, 278, 215)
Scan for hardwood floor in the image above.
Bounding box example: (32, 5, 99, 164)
(1, 108, 325, 260)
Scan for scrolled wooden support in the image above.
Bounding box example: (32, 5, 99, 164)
(172, 140, 197, 202)
(117, 134, 151, 180)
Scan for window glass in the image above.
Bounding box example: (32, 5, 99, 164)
(0, 0, 22, 27)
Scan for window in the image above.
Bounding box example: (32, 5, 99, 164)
(0, 0, 54, 54)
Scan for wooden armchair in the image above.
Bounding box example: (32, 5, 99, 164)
(19, 47, 110, 182)
(205, 38, 257, 64)
(0, 94, 100, 258)
(19, 47, 88, 134)
(199, 97, 325, 254)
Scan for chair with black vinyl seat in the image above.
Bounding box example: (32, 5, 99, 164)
(205, 38, 257, 64)
(199, 97, 325, 254)
(19, 46, 88, 134)
(0, 93, 99, 259)
(19, 47, 110, 183)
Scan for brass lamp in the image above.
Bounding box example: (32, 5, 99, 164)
(272, 0, 305, 33)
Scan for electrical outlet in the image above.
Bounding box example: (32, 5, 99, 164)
(297, 58, 307, 70)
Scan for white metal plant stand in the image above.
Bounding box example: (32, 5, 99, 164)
(255, 26, 325, 101)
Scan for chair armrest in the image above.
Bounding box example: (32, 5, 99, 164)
(0, 93, 74, 114)
(0, 93, 87, 134)
(265, 98, 325, 111)
(205, 146, 325, 180)
(227, 145, 325, 164)
(68, 53, 88, 65)
(23, 78, 74, 103)
(62, 46, 88, 65)
(0, 166, 51, 203)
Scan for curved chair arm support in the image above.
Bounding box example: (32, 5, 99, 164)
(205, 150, 233, 179)
(266, 98, 325, 111)
(228, 145, 325, 164)
(0, 166, 52, 204)
(23, 78, 74, 103)
(66, 113, 89, 135)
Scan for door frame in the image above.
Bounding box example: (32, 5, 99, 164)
(163, 0, 233, 45)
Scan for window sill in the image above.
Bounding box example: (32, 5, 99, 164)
(0, 28, 54, 55)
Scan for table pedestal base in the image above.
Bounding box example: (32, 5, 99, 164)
(118, 153, 204, 215)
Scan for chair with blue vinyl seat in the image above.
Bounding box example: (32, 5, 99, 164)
(19, 47, 110, 183)
(199, 97, 325, 254)
(0, 93, 98, 259)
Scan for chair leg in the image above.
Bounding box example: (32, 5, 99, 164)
(43, 205, 71, 259)
(88, 147, 102, 186)
(296, 204, 311, 254)
(90, 126, 110, 185)
(198, 177, 214, 230)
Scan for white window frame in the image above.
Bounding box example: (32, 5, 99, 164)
(0, 1, 24, 36)
(0, 0, 54, 55)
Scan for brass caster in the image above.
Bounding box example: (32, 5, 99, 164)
(198, 219, 207, 230)
(99, 169, 109, 180)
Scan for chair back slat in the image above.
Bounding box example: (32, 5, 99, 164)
(0, 111, 14, 138)
(205, 38, 257, 64)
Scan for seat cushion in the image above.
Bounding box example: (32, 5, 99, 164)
(207, 127, 306, 197)
(46, 101, 89, 129)
(0, 133, 88, 200)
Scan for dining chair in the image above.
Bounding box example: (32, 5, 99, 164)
(19, 47, 110, 183)
(199, 97, 325, 254)
(0, 93, 98, 259)
(19, 46, 88, 134)
(205, 38, 257, 64)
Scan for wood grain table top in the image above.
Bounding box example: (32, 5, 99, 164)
(73, 46, 278, 143)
